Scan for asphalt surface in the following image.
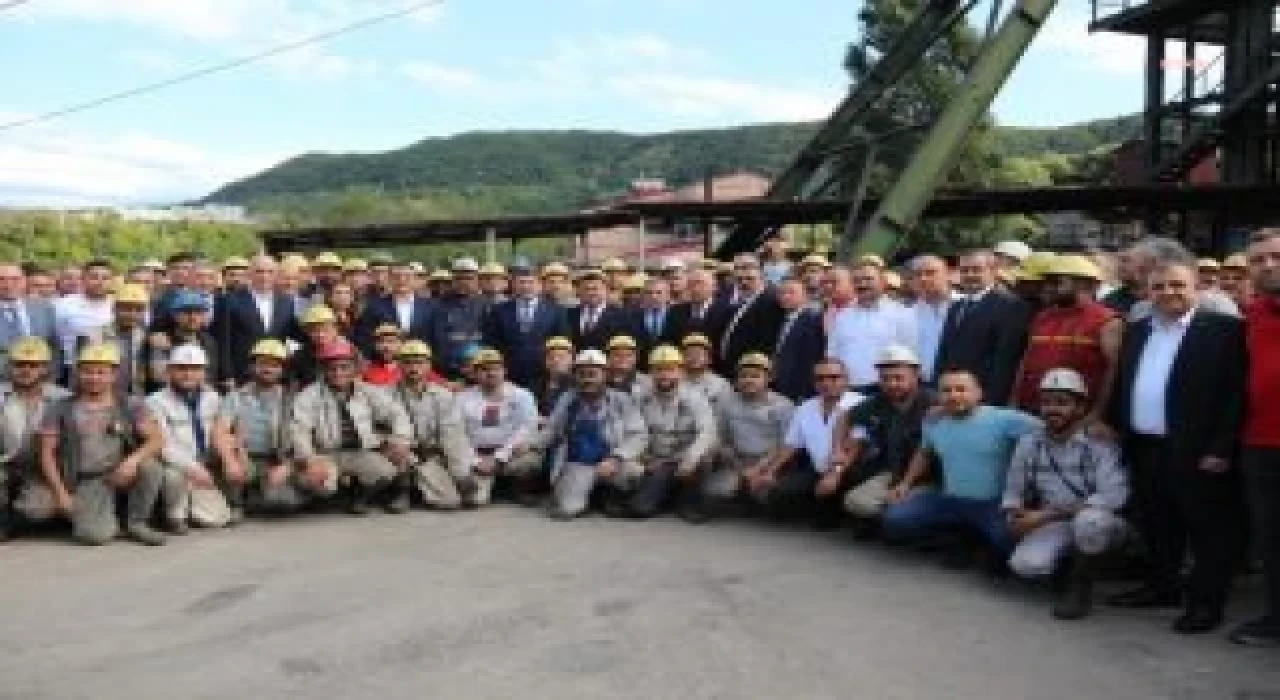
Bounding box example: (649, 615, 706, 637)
(1, 507, 1277, 700)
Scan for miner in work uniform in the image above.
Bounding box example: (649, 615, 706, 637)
(144, 290, 219, 393)
(706, 352, 795, 520)
(679, 333, 733, 410)
(35, 342, 167, 546)
(76, 282, 149, 397)
(289, 338, 414, 515)
(455, 348, 541, 506)
(605, 335, 652, 399)
(390, 340, 480, 510)
(628, 345, 717, 522)
(0, 337, 70, 540)
(149, 344, 242, 531)
(537, 349, 648, 520)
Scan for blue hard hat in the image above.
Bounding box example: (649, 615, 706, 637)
(171, 290, 210, 312)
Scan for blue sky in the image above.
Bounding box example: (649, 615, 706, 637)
(0, 0, 1155, 206)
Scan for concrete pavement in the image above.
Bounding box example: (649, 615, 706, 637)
(1, 507, 1276, 700)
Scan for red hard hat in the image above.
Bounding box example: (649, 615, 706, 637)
(315, 338, 356, 362)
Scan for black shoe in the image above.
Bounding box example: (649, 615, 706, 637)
(1051, 557, 1094, 621)
(677, 500, 711, 525)
(1228, 616, 1280, 647)
(601, 496, 631, 519)
(384, 474, 411, 514)
(941, 546, 976, 570)
(0, 514, 12, 543)
(347, 482, 371, 516)
(1107, 585, 1181, 609)
(1173, 605, 1223, 635)
(849, 519, 879, 542)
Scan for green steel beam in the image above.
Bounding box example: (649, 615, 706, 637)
(850, 0, 1059, 258)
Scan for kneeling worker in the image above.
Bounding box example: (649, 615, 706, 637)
(1003, 368, 1128, 620)
(538, 349, 648, 520)
(35, 343, 167, 545)
(706, 352, 794, 519)
(289, 338, 414, 514)
(456, 348, 541, 506)
(1, 337, 70, 540)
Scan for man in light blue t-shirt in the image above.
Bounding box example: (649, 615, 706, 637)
(882, 368, 1041, 556)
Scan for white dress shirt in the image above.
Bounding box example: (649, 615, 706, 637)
(784, 391, 865, 473)
(252, 291, 273, 331)
(394, 296, 415, 332)
(827, 296, 918, 387)
(1130, 308, 1194, 436)
(54, 295, 113, 367)
(913, 292, 958, 381)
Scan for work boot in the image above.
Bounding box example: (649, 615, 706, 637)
(126, 522, 167, 547)
(0, 509, 12, 543)
(676, 488, 710, 525)
(457, 477, 480, 509)
(1107, 584, 1181, 609)
(385, 474, 411, 514)
(165, 518, 189, 535)
(1052, 555, 1095, 621)
(347, 481, 371, 516)
(1229, 616, 1280, 647)
(514, 478, 544, 508)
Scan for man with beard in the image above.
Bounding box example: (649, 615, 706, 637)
(456, 349, 540, 507)
(679, 334, 733, 410)
(536, 349, 648, 521)
(391, 341, 484, 510)
(1012, 255, 1122, 418)
(1231, 228, 1280, 646)
(143, 291, 218, 394)
(0, 338, 69, 540)
(628, 345, 717, 522)
(289, 338, 414, 515)
(1003, 369, 1129, 620)
(428, 258, 489, 380)
(605, 335, 653, 399)
(35, 343, 167, 546)
(707, 353, 794, 521)
(531, 337, 575, 417)
(1219, 253, 1252, 310)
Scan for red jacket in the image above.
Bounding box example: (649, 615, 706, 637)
(1245, 296, 1280, 447)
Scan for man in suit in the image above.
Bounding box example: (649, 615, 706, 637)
(772, 278, 825, 403)
(482, 263, 569, 387)
(716, 254, 784, 377)
(0, 264, 59, 380)
(211, 254, 299, 386)
(667, 269, 728, 351)
(637, 277, 680, 365)
(1107, 260, 1247, 635)
(934, 250, 1031, 405)
(358, 261, 434, 358)
(567, 269, 640, 352)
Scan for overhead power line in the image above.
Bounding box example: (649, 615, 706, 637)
(0, 0, 445, 135)
(0, 0, 35, 13)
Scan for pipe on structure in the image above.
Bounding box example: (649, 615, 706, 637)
(850, 0, 1060, 258)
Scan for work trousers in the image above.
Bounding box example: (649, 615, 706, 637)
(844, 471, 894, 519)
(755, 455, 850, 523)
(17, 462, 163, 545)
(415, 450, 541, 509)
(882, 490, 1015, 554)
(311, 450, 400, 492)
(1129, 437, 1246, 608)
(1243, 447, 1280, 619)
(247, 456, 315, 512)
(551, 460, 643, 518)
(704, 451, 767, 504)
(1008, 508, 1128, 578)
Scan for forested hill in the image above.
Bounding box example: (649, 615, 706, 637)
(205, 114, 1142, 208)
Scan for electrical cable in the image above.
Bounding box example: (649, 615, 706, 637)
(0, 0, 445, 135)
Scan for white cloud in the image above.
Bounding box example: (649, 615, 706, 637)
(608, 74, 839, 121)
(402, 61, 483, 91)
(0, 115, 284, 206)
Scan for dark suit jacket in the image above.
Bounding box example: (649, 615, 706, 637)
(934, 288, 1030, 405)
(211, 288, 299, 383)
(482, 297, 569, 386)
(1108, 309, 1246, 466)
(356, 295, 434, 357)
(771, 309, 825, 403)
(716, 288, 785, 377)
(667, 299, 729, 351)
(567, 304, 642, 352)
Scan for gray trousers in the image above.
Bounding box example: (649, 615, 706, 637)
(312, 450, 399, 491)
(17, 462, 164, 545)
(248, 457, 314, 512)
(551, 460, 643, 518)
(1008, 507, 1128, 578)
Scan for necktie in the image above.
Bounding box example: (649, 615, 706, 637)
(953, 298, 974, 326)
(520, 299, 534, 327)
(581, 307, 597, 334)
(647, 310, 659, 337)
(184, 392, 207, 456)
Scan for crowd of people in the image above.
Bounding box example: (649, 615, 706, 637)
(0, 231, 1278, 650)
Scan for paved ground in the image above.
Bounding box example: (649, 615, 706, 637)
(1, 507, 1277, 700)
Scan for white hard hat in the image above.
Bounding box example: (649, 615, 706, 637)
(994, 240, 1033, 262)
(168, 344, 208, 367)
(1039, 368, 1088, 397)
(451, 257, 480, 273)
(874, 344, 921, 368)
(662, 257, 685, 271)
(574, 349, 608, 367)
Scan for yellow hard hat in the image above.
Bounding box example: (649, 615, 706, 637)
(1018, 252, 1057, 282)
(680, 333, 712, 348)
(480, 262, 508, 277)
(607, 335, 638, 352)
(373, 323, 403, 337)
(313, 252, 343, 268)
(544, 336, 573, 352)
(541, 262, 570, 278)
(396, 340, 432, 359)
(575, 268, 607, 282)
(738, 352, 772, 371)
(429, 269, 453, 282)
(698, 258, 720, 271)
(344, 258, 368, 272)
(8, 336, 51, 363)
(407, 261, 426, 274)
(858, 253, 886, 269)
(300, 304, 337, 325)
(472, 348, 504, 366)
(601, 258, 628, 273)
(114, 283, 150, 306)
(717, 261, 734, 274)
(223, 256, 250, 270)
(250, 338, 288, 360)
(1223, 253, 1248, 269)
(800, 254, 828, 268)
(281, 253, 309, 269)
(1197, 257, 1221, 270)
(622, 274, 647, 291)
(648, 345, 684, 367)
(1044, 254, 1102, 281)
(77, 342, 120, 366)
